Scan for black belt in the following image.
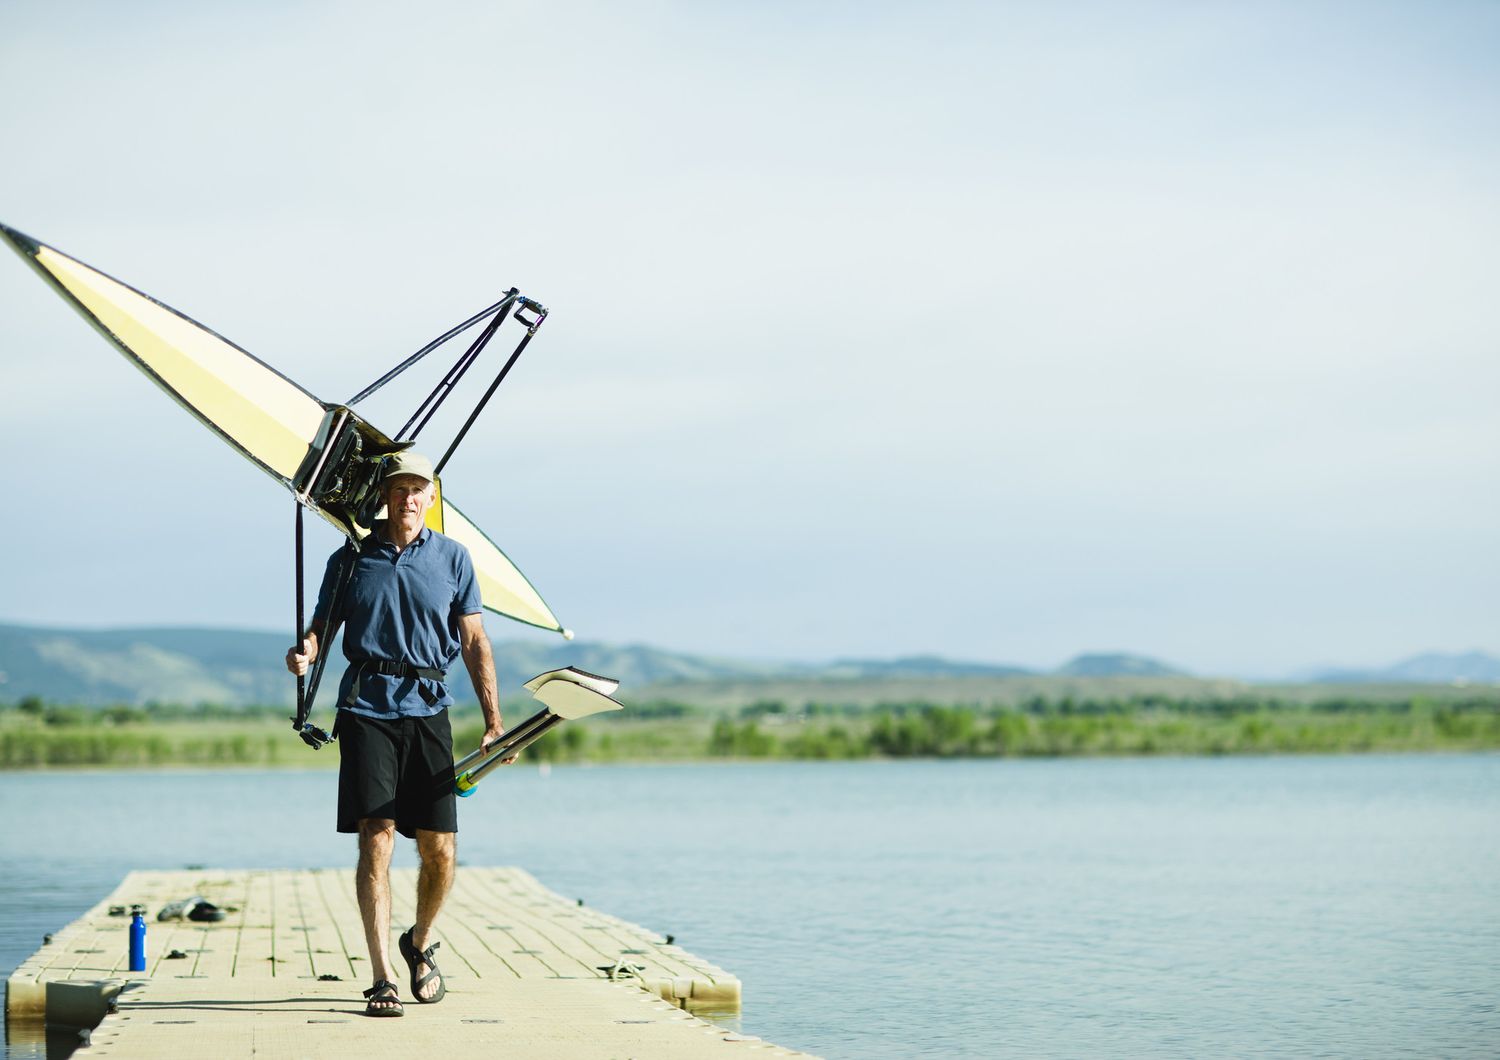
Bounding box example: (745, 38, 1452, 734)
(345, 659, 448, 708)
(358, 659, 447, 683)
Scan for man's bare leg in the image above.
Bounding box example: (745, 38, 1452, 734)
(356, 818, 400, 1009)
(408, 829, 455, 1001)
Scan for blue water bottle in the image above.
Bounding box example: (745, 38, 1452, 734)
(128, 905, 147, 972)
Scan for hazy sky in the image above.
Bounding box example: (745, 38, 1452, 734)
(1, 1, 1496, 677)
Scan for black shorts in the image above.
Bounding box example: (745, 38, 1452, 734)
(336, 709, 457, 838)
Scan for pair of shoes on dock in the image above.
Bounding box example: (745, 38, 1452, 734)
(155, 896, 226, 923)
(364, 928, 446, 1016)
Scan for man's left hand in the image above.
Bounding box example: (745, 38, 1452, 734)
(481, 726, 519, 766)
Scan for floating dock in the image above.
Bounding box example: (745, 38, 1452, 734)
(6, 867, 815, 1058)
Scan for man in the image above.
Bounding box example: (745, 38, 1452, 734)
(285, 451, 513, 1017)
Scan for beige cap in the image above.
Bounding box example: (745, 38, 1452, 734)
(380, 451, 436, 483)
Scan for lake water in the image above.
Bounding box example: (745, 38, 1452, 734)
(2, 755, 1497, 1058)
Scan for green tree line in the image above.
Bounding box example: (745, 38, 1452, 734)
(3, 694, 1498, 768)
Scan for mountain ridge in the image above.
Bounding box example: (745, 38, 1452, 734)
(0, 622, 1493, 707)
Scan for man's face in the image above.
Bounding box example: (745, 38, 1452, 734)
(382, 473, 435, 531)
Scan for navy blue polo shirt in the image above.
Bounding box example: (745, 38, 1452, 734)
(313, 525, 482, 719)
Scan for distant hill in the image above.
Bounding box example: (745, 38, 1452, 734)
(1055, 653, 1186, 677)
(1306, 651, 1500, 685)
(0, 622, 1493, 707)
(0, 623, 1048, 707)
(819, 656, 1035, 678)
(0, 623, 788, 708)
(487, 640, 790, 687)
(0, 624, 293, 707)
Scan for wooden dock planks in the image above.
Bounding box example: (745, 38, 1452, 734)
(6, 868, 811, 1059)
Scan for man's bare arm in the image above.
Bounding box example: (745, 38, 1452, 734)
(460, 613, 512, 759)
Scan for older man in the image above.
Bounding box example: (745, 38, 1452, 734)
(285, 451, 512, 1017)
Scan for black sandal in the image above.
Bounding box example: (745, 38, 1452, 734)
(363, 979, 404, 1017)
(399, 927, 447, 1004)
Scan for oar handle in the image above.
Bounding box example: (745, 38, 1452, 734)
(465, 716, 562, 784)
(454, 709, 562, 795)
(453, 707, 553, 773)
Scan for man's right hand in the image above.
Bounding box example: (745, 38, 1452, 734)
(286, 638, 315, 676)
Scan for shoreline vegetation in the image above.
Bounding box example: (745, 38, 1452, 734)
(1, 691, 1498, 768)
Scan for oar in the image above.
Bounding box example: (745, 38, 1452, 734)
(454, 668, 622, 796)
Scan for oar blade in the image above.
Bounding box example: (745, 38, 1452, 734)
(532, 680, 624, 721)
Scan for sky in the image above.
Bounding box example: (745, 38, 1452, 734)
(0, 0, 1496, 678)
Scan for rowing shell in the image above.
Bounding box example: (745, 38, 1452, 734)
(1, 222, 566, 636)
